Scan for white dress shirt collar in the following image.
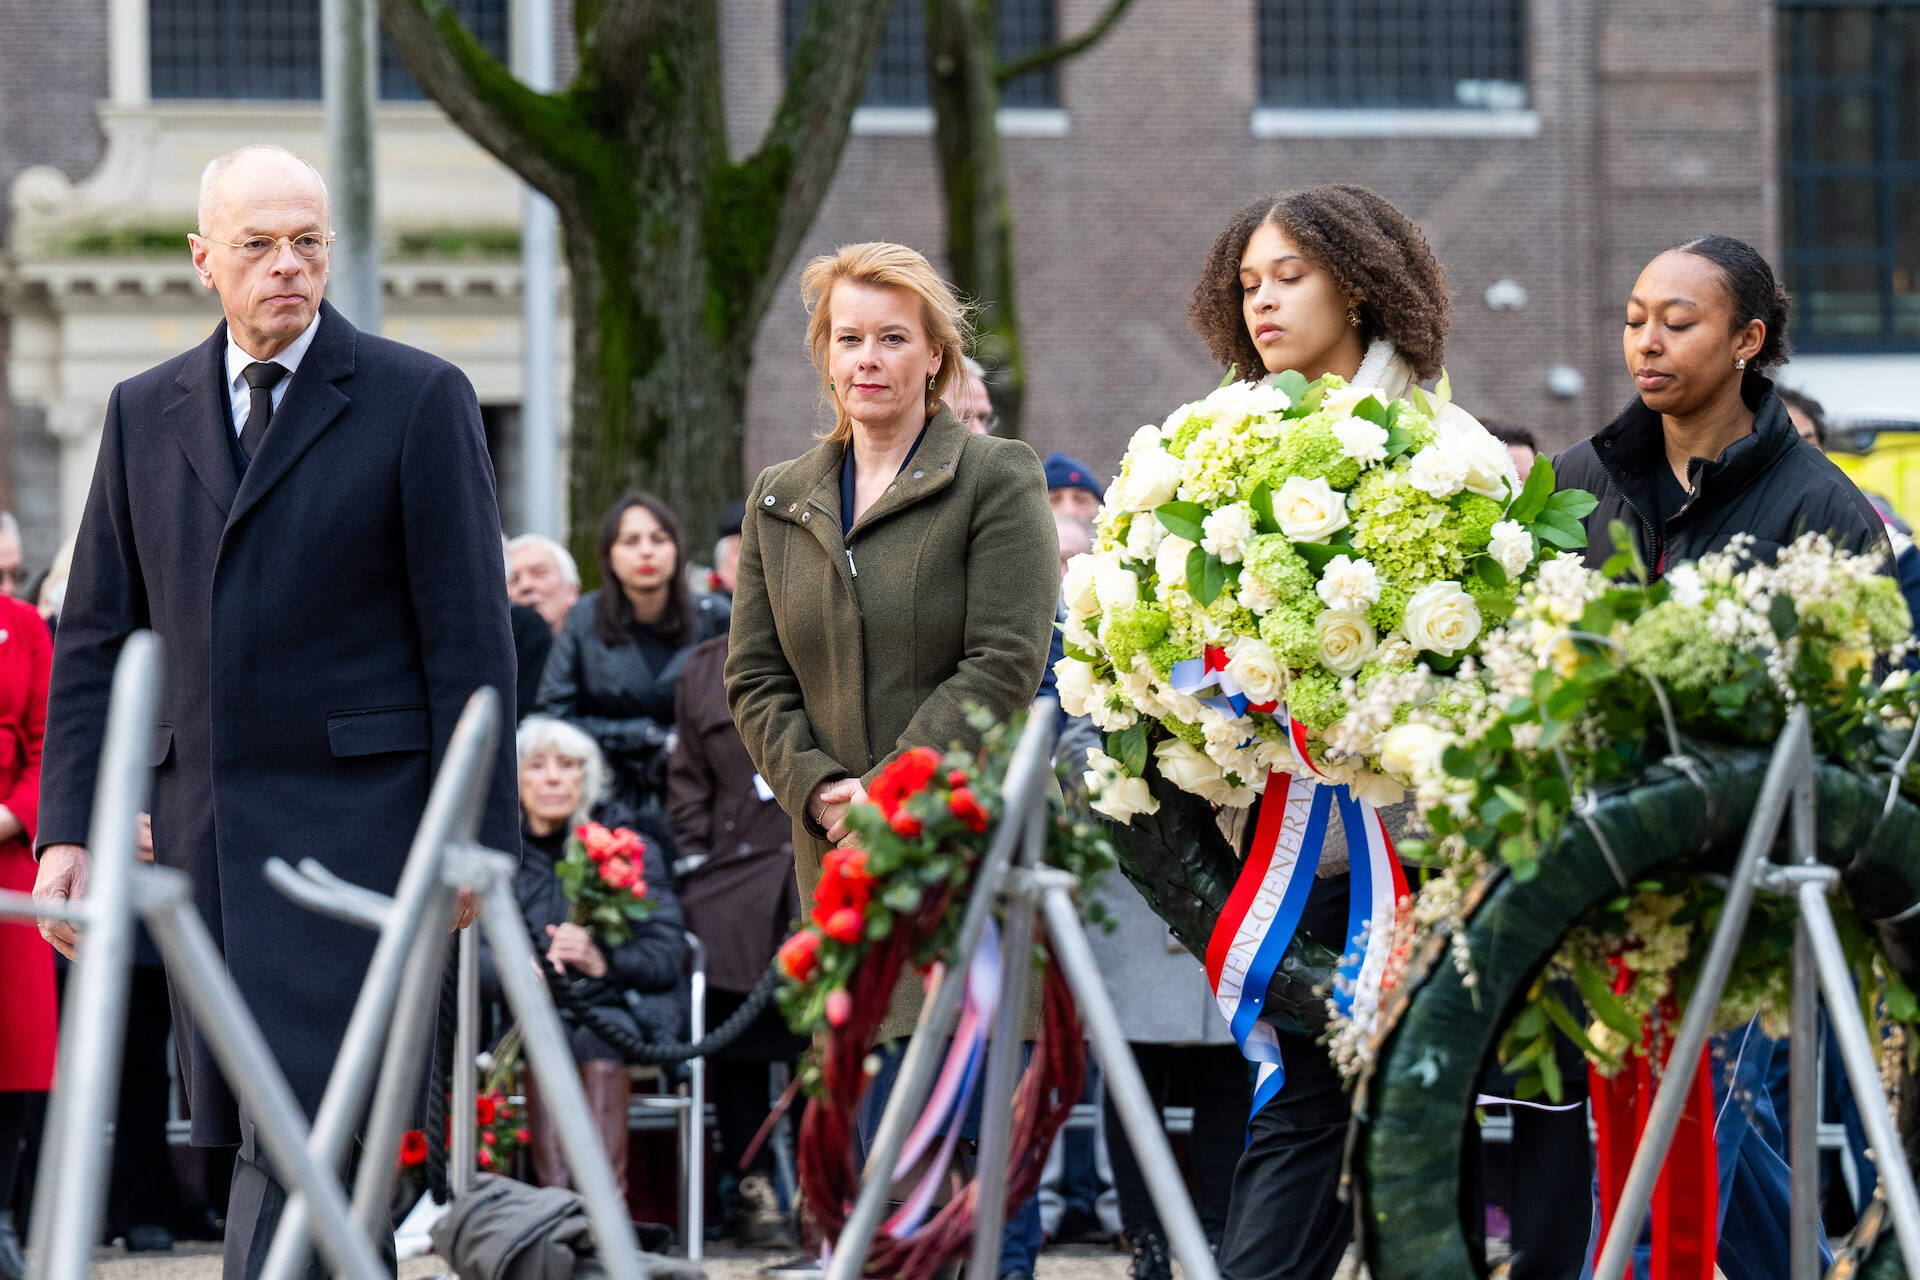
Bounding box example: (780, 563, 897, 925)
(224, 309, 324, 437)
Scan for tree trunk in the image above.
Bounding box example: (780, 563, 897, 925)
(926, 0, 1026, 437)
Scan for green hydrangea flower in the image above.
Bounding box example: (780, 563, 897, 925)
(1243, 535, 1315, 600)
(1166, 414, 1205, 458)
(1103, 603, 1171, 670)
(1274, 417, 1362, 490)
(1367, 581, 1411, 636)
(1284, 669, 1347, 733)
(1464, 573, 1517, 632)
(1855, 577, 1914, 649)
(1146, 635, 1199, 679)
(1163, 716, 1207, 748)
(1258, 602, 1323, 668)
(1451, 493, 1503, 552)
(1623, 601, 1731, 693)
(1348, 467, 1466, 583)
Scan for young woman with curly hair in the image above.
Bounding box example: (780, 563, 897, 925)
(1187, 186, 1481, 1280)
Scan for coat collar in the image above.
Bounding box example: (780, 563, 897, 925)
(1590, 372, 1799, 528)
(164, 322, 244, 514)
(763, 403, 969, 538)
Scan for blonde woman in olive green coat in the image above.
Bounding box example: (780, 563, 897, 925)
(724, 242, 1058, 1041)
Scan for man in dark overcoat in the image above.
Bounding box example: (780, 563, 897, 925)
(31, 144, 517, 1276)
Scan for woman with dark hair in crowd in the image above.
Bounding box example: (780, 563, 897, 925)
(538, 492, 728, 856)
(1189, 184, 1491, 1280)
(1557, 236, 1886, 1280)
(1481, 419, 1542, 481)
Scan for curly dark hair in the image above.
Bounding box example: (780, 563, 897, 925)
(1190, 185, 1452, 382)
(1669, 234, 1792, 371)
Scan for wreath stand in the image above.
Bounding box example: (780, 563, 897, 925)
(822, 704, 1223, 1280)
(1587, 706, 1920, 1280)
(0, 635, 655, 1280)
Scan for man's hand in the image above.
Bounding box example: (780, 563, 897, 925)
(452, 888, 477, 930)
(136, 814, 154, 863)
(34, 843, 90, 960)
(544, 922, 607, 979)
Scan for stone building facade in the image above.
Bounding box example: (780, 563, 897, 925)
(1, 0, 1909, 569)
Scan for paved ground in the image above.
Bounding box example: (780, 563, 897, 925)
(80, 1240, 1147, 1279)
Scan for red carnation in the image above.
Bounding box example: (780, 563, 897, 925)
(580, 823, 619, 863)
(947, 769, 969, 789)
(823, 907, 864, 945)
(948, 788, 989, 834)
(477, 1147, 493, 1168)
(889, 810, 923, 838)
(777, 930, 821, 981)
(612, 827, 646, 860)
(482, 1130, 496, 1145)
(476, 1095, 497, 1125)
(514, 1128, 531, 1144)
(397, 1130, 427, 1169)
(870, 747, 942, 818)
(825, 989, 852, 1027)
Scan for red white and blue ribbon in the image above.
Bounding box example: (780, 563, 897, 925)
(1204, 772, 1408, 1122)
(1204, 771, 1334, 1118)
(1169, 647, 1331, 780)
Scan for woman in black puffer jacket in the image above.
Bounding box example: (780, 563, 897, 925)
(537, 492, 728, 861)
(1556, 234, 1886, 575)
(481, 715, 686, 1197)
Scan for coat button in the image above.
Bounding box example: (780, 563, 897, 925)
(763, 495, 776, 506)
(801, 511, 810, 522)
(912, 469, 924, 479)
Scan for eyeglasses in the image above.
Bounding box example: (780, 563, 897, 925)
(202, 233, 335, 262)
(960, 411, 1001, 434)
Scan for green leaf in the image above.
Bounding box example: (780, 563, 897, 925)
(1506, 456, 1557, 524)
(1193, 552, 1229, 606)
(1292, 539, 1354, 572)
(1351, 395, 1390, 427)
(1108, 722, 1148, 778)
(1537, 1042, 1564, 1102)
(1218, 365, 1240, 389)
(1249, 481, 1280, 534)
(1540, 992, 1606, 1058)
(1769, 594, 1799, 640)
(1573, 955, 1640, 1039)
(1384, 425, 1416, 460)
(1577, 598, 1615, 637)
(1544, 489, 1600, 520)
(1275, 369, 1309, 403)
(1537, 521, 1588, 550)
(1062, 640, 1101, 664)
(1474, 556, 1509, 589)
(1155, 501, 1207, 543)
(1185, 545, 1209, 595)
(1408, 385, 1435, 415)
(1298, 381, 1326, 413)
(1510, 1005, 1547, 1039)
(1434, 367, 1453, 405)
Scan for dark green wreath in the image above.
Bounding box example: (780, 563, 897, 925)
(1352, 748, 1920, 1280)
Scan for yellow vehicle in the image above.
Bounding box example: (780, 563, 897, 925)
(1828, 411, 1920, 533)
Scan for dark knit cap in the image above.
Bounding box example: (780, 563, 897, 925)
(1042, 452, 1104, 500)
(717, 499, 746, 540)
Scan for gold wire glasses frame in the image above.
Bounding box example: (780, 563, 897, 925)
(200, 233, 336, 261)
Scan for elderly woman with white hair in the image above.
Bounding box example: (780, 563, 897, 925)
(480, 715, 686, 1196)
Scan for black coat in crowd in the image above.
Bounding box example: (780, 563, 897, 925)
(535, 594, 728, 854)
(38, 302, 518, 1145)
(479, 823, 688, 1058)
(1555, 373, 1888, 575)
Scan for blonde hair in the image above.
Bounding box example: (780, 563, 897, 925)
(800, 242, 972, 443)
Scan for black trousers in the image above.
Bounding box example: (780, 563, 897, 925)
(1104, 1042, 1249, 1250)
(107, 964, 178, 1235)
(705, 987, 805, 1181)
(1218, 874, 1354, 1280)
(223, 1118, 396, 1280)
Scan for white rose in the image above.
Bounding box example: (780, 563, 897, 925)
(1061, 553, 1101, 616)
(1488, 520, 1534, 579)
(1092, 555, 1140, 611)
(1331, 416, 1390, 468)
(1125, 509, 1164, 561)
(1154, 738, 1236, 804)
(1127, 424, 1162, 454)
(1159, 403, 1204, 439)
(1119, 447, 1183, 512)
(1224, 635, 1284, 706)
(1201, 504, 1256, 564)
(1087, 697, 1139, 733)
(1155, 535, 1196, 594)
(1273, 476, 1350, 543)
(1348, 767, 1407, 809)
(1053, 657, 1096, 717)
(1320, 383, 1386, 415)
(1375, 636, 1417, 668)
(1378, 722, 1448, 780)
(1406, 445, 1470, 500)
(1315, 610, 1376, 677)
(1084, 748, 1160, 824)
(1401, 581, 1483, 656)
(1439, 411, 1518, 501)
(1315, 554, 1382, 613)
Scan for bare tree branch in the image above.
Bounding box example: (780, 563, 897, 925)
(994, 0, 1135, 84)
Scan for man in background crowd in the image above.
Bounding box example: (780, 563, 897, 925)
(710, 501, 745, 599)
(1044, 453, 1103, 524)
(953, 357, 999, 435)
(507, 532, 581, 636)
(1482, 421, 1540, 481)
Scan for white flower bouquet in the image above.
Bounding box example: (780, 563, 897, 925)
(1055, 368, 1597, 823)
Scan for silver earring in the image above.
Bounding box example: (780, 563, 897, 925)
(1735, 357, 1747, 370)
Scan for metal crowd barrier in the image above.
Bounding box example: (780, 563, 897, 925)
(0, 634, 654, 1280)
(823, 701, 1223, 1280)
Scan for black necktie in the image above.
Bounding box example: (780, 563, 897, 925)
(239, 361, 288, 460)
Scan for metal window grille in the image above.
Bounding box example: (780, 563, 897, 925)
(783, 0, 1059, 109)
(148, 0, 507, 101)
(1255, 0, 1526, 110)
(1778, 1, 1920, 352)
